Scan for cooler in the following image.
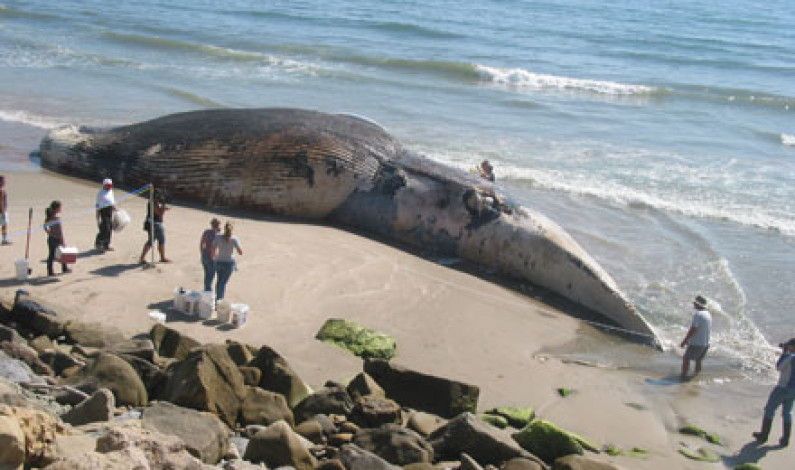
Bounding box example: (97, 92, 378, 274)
(55, 246, 78, 264)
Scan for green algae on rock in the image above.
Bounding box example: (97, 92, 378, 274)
(478, 413, 509, 429)
(512, 419, 583, 464)
(678, 446, 720, 463)
(484, 406, 535, 428)
(679, 423, 722, 445)
(315, 318, 396, 360)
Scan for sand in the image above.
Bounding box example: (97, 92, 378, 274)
(0, 170, 790, 469)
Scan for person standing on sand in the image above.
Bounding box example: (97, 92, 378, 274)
(139, 191, 170, 263)
(212, 221, 242, 301)
(680, 295, 712, 378)
(199, 218, 221, 291)
(44, 200, 70, 276)
(95, 178, 116, 252)
(0, 175, 10, 244)
(752, 338, 795, 447)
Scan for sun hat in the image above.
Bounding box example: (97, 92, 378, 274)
(102, 178, 113, 187)
(694, 295, 708, 309)
(781, 338, 795, 348)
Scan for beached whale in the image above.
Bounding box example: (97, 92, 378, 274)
(39, 108, 660, 347)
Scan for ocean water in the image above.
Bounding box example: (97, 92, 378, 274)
(1, 0, 793, 380)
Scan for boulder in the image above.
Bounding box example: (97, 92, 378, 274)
(340, 443, 401, 470)
(60, 388, 114, 426)
(240, 386, 294, 427)
(63, 322, 126, 349)
(480, 413, 510, 429)
(159, 345, 246, 427)
(225, 341, 254, 366)
(11, 296, 68, 338)
(1, 341, 54, 376)
(238, 366, 261, 387)
(50, 387, 90, 407)
(503, 458, 545, 470)
(293, 386, 355, 424)
(88, 424, 213, 469)
(65, 353, 147, 407)
(1, 404, 64, 468)
(294, 419, 325, 444)
(512, 420, 583, 465)
(0, 325, 25, 345)
(315, 459, 346, 470)
(407, 411, 447, 437)
(39, 351, 84, 377)
(247, 345, 311, 407)
(117, 354, 168, 398)
(243, 420, 317, 470)
(485, 406, 535, 429)
(316, 318, 397, 360)
(149, 324, 200, 360)
(0, 350, 46, 385)
(351, 395, 401, 428)
(353, 423, 434, 466)
(364, 359, 479, 419)
(28, 336, 55, 355)
(347, 372, 386, 400)
(552, 455, 623, 470)
(0, 410, 25, 470)
(142, 401, 229, 464)
(460, 452, 485, 470)
(430, 413, 546, 468)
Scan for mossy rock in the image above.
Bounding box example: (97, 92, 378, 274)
(734, 463, 762, 470)
(315, 318, 396, 360)
(484, 406, 535, 428)
(568, 430, 600, 453)
(679, 447, 720, 463)
(679, 424, 722, 445)
(557, 387, 575, 397)
(478, 413, 509, 429)
(604, 445, 649, 458)
(512, 419, 583, 464)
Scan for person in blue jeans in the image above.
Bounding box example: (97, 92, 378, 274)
(212, 221, 243, 301)
(199, 218, 221, 291)
(753, 338, 795, 446)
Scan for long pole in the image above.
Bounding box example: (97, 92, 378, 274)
(25, 207, 32, 274)
(149, 184, 155, 264)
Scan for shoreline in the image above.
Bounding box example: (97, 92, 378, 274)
(0, 170, 790, 469)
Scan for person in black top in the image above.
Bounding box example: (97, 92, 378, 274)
(44, 200, 70, 276)
(139, 191, 170, 263)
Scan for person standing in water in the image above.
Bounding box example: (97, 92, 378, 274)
(212, 221, 243, 301)
(199, 218, 221, 291)
(680, 295, 712, 378)
(44, 200, 70, 276)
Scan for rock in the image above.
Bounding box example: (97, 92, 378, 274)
(149, 324, 201, 360)
(60, 388, 114, 426)
(485, 407, 535, 429)
(430, 413, 546, 468)
(503, 458, 545, 470)
(330, 432, 355, 446)
(248, 345, 311, 407)
(90, 424, 214, 469)
(0, 410, 25, 470)
(221, 460, 265, 470)
(294, 419, 325, 444)
(229, 435, 249, 459)
(63, 322, 126, 349)
(238, 366, 261, 387)
(315, 459, 346, 470)
(117, 354, 169, 398)
(65, 353, 147, 407)
(39, 351, 84, 377)
(225, 341, 254, 366)
(243, 420, 318, 470)
(353, 423, 434, 466)
(1, 404, 64, 468)
(351, 395, 401, 428)
(240, 386, 294, 427)
(0, 350, 46, 385)
(50, 386, 90, 407)
(364, 359, 479, 418)
(479, 413, 509, 429)
(460, 452, 485, 470)
(552, 455, 623, 470)
(316, 318, 397, 360)
(46, 433, 99, 465)
(1, 341, 54, 376)
(407, 411, 447, 437)
(28, 336, 55, 355)
(340, 443, 401, 470)
(293, 386, 355, 424)
(159, 345, 246, 427)
(0, 325, 25, 345)
(512, 420, 583, 465)
(142, 401, 229, 464)
(347, 372, 386, 400)
(404, 464, 435, 470)
(11, 296, 68, 338)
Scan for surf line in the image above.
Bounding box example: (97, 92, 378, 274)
(4, 183, 154, 243)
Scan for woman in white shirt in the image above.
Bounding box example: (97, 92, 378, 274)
(212, 221, 243, 300)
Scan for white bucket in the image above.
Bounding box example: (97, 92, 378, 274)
(112, 209, 130, 232)
(148, 311, 167, 324)
(173, 287, 186, 312)
(183, 290, 202, 316)
(230, 303, 249, 328)
(14, 259, 29, 281)
(197, 291, 215, 320)
(216, 300, 232, 323)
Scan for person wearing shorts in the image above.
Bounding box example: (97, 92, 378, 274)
(139, 191, 170, 263)
(680, 295, 712, 378)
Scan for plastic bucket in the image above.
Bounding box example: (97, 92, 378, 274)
(216, 300, 231, 323)
(14, 259, 29, 281)
(230, 303, 249, 328)
(173, 287, 186, 312)
(183, 290, 202, 316)
(112, 209, 130, 232)
(197, 291, 215, 319)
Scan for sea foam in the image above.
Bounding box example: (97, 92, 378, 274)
(0, 109, 65, 129)
(476, 64, 654, 95)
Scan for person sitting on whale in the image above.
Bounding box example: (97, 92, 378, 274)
(471, 160, 495, 182)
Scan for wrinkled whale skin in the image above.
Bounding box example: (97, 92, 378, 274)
(39, 108, 660, 347)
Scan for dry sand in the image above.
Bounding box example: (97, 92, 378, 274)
(0, 170, 790, 469)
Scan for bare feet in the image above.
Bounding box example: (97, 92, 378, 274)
(160, 258, 172, 263)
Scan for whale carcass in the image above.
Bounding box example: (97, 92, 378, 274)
(39, 108, 660, 347)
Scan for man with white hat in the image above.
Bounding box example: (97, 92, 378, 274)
(680, 295, 712, 378)
(95, 178, 116, 252)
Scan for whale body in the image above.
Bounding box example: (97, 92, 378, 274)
(39, 108, 660, 347)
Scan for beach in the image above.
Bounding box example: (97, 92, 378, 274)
(0, 170, 790, 469)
